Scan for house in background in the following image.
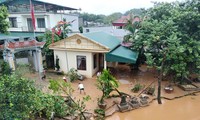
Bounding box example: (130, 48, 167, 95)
(112, 15, 141, 29)
(82, 15, 141, 41)
(0, 0, 79, 72)
(0, 0, 79, 33)
(50, 32, 138, 78)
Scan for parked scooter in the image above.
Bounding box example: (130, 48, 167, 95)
(77, 72, 84, 81)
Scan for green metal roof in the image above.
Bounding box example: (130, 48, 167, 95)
(0, 32, 43, 40)
(106, 46, 138, 63)
(9, 32, 43, 37)
(83, 32, 121, 50)
(0, 34, 18, 40)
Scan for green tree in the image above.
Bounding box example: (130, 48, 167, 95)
(43, 30, 60, 55)
(43, 18, 72, 55)
(124, 8, 144, 16)
(0, 74, 70, 119)
(0, 5, 9, 34)
(79, 12, 107, 26)
(0, 75, 37, 119)
(1, 61, 11, 75)
(49, 80, 91, 120)
(105, 12, 122, 24)
(132, 0, 200, 104)
(96, 69, 119, 104)
(59, 18, 72, 39)
(123, 15, 142, 69)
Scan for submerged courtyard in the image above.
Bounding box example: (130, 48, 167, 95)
(25, 64, 200, 120)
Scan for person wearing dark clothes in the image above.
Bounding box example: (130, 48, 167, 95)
(42, 69, 46, 80)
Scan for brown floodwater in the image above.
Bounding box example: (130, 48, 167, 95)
(106, 93, 200, 120)
(27, 64, 200, 120)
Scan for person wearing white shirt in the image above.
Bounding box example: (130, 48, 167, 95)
(78, 83, 85, 94)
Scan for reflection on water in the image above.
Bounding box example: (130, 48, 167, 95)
(106, 94, 200, 120)
(118, 79, 130, 84)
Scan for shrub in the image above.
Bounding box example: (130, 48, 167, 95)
(96, 69, 119, 104)
(67, 68, 78, 82)
(94, 108, 105, 120)
(146, 86, 155, 95)
(131, 83, 144, 93)
(0, 75, 69, 119)
(0, 75, 37, 119)
(1, 61, 11, 75)
(14, 64, 30, 77)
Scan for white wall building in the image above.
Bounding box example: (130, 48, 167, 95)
(1, 0, 79, 33)
(50, 32, 138, 78)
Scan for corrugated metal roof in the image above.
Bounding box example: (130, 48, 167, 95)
(9, 32, 43, 37)
(0, 0, 9, 4)
(0, 0, 77, 10)
(83, 32, 121, 50)
(0, 34, 19, 40)
(106, 46, 138, 63)
(0, 32, 43, 40)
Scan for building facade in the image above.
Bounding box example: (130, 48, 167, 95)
(50, 32, 138, 78)
(0, 0, 80, 73)
(1, 0, 79, 33)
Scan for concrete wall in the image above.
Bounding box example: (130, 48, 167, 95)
(63, 14, 79, 32)
(8, 13, 79, 32)
(54, 50, 68, 73)
(67, 51, 92, 78)
(16, 58, 29, 65)
(54, 50, 95, 78)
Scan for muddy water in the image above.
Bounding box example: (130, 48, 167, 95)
(106, 94, 200, 120)
(30, 64, 200, 120)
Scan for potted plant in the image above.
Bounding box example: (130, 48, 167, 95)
(67, 68, 79, 82)
(96, 69, 119, 109)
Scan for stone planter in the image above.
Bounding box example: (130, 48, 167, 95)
(98, 102, 107, 109)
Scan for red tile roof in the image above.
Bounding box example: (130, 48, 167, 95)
(0, 40, 45, 50)
(112, 15, 141, 27)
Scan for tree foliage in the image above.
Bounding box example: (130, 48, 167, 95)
(96, 69, 119, 103)
(124, 8, 144, 16)
(0, 61, 11, 75)
(42, 30, 60, 55)
(123, 15, 141, 43)
(0, 75, 37, 119)
(49, 80, 91, 119)
(133, 0, 200, 81)
(0, 74, 70, 119)
(131, 0, 200, 104)
(105, 12, 123, 24)
(0, 5, 9, 34)
(79, 12, 107, 24)
(42, 19, 72, 55)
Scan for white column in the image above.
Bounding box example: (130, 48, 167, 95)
(33, 50, 38, 71)
(7, 52, 15, 70)
(36, 49, 43, 73)
(44, 15, 48, 29)
(104, 54, 107, 70)
(115, 62, 118, 68)
(3, 51, 7, 61)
